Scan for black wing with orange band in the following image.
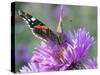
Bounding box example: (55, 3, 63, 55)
(18, 10, 60, 44)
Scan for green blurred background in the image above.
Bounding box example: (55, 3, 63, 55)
(14, 2, 97, 72)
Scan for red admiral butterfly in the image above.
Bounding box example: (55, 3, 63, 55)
(18, 8, 67, 59)
(18, 10, 62, 44)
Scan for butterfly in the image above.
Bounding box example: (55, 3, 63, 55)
(18, 10, 65, 45)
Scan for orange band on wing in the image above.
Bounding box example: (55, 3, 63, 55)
(34, 25, 48, 29)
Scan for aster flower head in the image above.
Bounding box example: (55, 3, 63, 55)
(18, 26, 97, 73)
(29, 27, 95, 72)
(63, 28, 94, 63)
(62, 27, 95, 69)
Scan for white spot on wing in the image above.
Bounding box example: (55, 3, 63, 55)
(31, 17, 36, 22)
(27, 19, 31, 22)
(32, 22, 34, 25)
(22, 18, 26, 21)
(22, 18, 29, 24)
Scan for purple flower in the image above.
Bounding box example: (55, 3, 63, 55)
(63, 28, 94, 69)
(31, 27, 95, 70)
(18, 27, 97, 73)
(31, 42, 64, 71)
(15, 43, 31, 64)
(84, 58, 97, 69)
(18, 63, 39, 73)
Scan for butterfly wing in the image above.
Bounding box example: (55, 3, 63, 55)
(18, 10, 60, 44)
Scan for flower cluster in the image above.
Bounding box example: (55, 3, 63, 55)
(18, 27, 97, 73)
